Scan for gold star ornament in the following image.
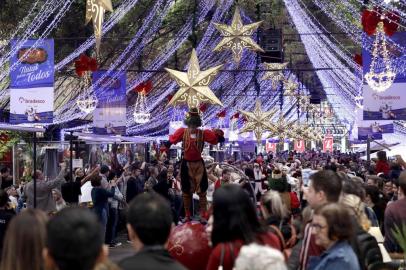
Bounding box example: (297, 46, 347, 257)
(165, 49, 223, 108)
(238, 99, 277, 144)
(267, 113, 296, 143)
(213, 7, 264, 64)
(86, 0, 113, 55)
(262, 62, 289, 90)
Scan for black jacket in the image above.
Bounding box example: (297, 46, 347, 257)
(126, 176, 144, 203)
(119, 247, 186, 270)
(350, 222, 383, 270)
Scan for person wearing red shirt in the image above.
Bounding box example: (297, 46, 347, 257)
(375, 151, 390, 175)
(206, 185, 282, 270)
(166, 108, 224, 223)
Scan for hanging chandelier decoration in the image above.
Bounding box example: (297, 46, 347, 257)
(75, 54, 99, 114)
(213, 7, 264, 64)
(85, 0, 114, 55)
(262, 62, 289, 90)
(165, 49, 223, 109)
(133, 81, 152, 124)
(238, 100, 277, 145)
(364, 22, 397, 93)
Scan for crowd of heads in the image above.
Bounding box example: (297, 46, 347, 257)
(0, 147, 403, 270)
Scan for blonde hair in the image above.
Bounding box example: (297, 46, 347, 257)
(235, 243, 287, 270)
(261, 190, 288, 220)
(340, 194, 371, 231)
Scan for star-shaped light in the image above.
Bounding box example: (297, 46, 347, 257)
(165, 49, 223, 108)
(262, 62, 289, 89)
(283, 79, 299, 96)
(290, 123, 323, 141)
(213, 7, 264, 64)
(86, 0, 113, 55)
(238, 99, 277, 144)
(267, 114, 296, 143)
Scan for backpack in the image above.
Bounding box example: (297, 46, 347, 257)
(351, 226, 383, 270)
(268, 220, 298, 259)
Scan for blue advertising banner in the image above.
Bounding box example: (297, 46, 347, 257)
(10, 39, 54, 124)
(10, 39, 54, 88)
(355, 110, 393, 140)
(92, 71, 127, 135)
(363, 32, 406, 120)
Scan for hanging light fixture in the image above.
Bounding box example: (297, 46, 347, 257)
(133, 93, 150, 124)
(76, 93, 98, 114)
(365, 22, 396, 92)
(133, 81, 152, 124)
(75, 54, 98, 114)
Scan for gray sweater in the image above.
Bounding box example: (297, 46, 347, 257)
(24, 168, 66, 212)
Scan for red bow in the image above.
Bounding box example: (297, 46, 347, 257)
(231, 112, 240, 120)
(75, 54, 98, 77)
(361, 8, 399, 36)
(354, 54, 363, 66)
(134, 80, 153, 95)
(199, 103, 207, 113)
(217, 110, 226, 118)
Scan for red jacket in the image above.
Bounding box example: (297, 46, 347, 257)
(375, 160, 390, 175)
(206, 232, 282, 270)
(169, 128, 219, 161)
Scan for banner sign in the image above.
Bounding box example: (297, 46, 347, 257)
(294, 140, 305, 153)
(10, 87, 54, 123)
(363, 83, 406, 120)
(93, 71, 127, 135)
(355, 107, 393, 140)
(322, 136, 333, 153)
(362, 32, 406, 120)
(266, 142, 276, 153)
(358, 122, 394, 140)
(10, 39, 54, 124)
(10, 39, 54, 88)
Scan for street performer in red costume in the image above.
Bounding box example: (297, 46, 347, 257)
(166, 108, 224, 223)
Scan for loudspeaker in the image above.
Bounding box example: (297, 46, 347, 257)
(259, 29, 283, 63)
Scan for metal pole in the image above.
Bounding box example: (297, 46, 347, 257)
(33, 132, 37, 209)
(69, 131, 73, 181)
(367, 136, 371, 163)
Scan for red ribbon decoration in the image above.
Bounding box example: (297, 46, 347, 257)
(354, 54, 363, 66)
(199, 103, 207, 113)
(231, 112, 240, 119)
(216, 110, 226, 118)
(74, 54, 98, 77)
(361, 8, 399, 36)
(134, 80, 153, 95)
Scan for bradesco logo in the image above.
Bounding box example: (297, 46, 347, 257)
(19, 97, 46, 104)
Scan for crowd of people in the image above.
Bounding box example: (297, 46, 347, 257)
(0, 147, 404, 270)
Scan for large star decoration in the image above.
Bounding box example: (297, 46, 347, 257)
(165, 49, 223, 108)
(213, 7, 264, 64)
(238, 99, 277, 144)
(267, 114, 296, 143)
(283, 79, 299, 96)
(291, 124, 323, 141)
(86, 0, 113, 55)
(262, 62, 289, 90)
